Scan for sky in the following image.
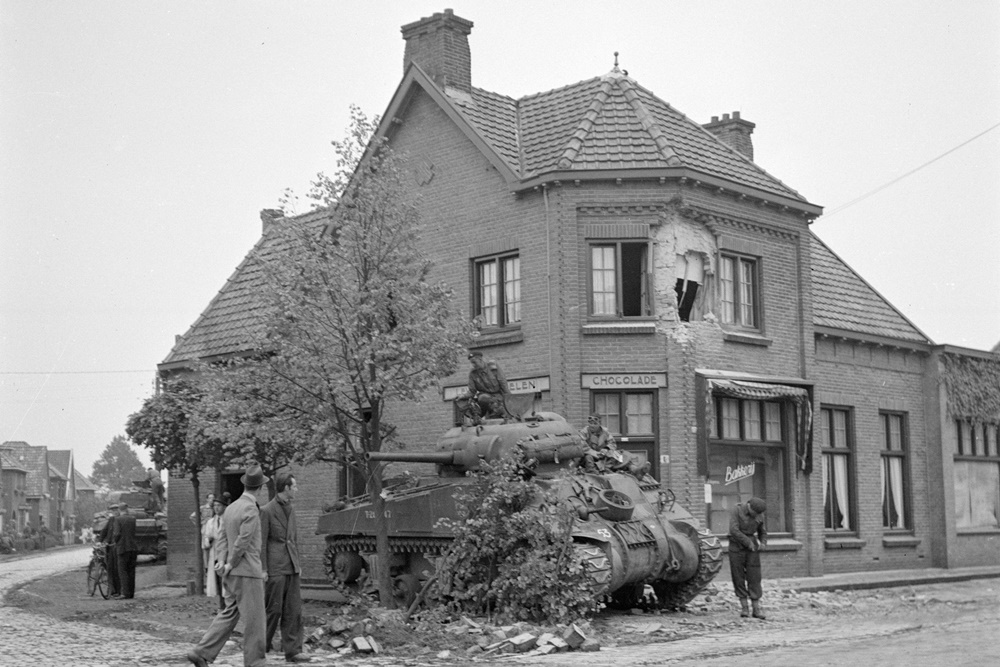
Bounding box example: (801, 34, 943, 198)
(2, 1, 998, 477)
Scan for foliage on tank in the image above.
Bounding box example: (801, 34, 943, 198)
(433, 452, 600, 624)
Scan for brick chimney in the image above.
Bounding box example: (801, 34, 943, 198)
(401, 8, 473, 96)
(260, 208, 283, 235)
(702, 111, 756, 161)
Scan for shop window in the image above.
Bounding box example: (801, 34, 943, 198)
(474, 253, 521, 328)
(880, 412, 909, 530)
(719, 253, 758, 329)
(707, 396, 787, 535)
(821, 407, 855, 532)
(591, 391, 657, 479)
(590, 242, 652, 318)
(954, 419, 1000, 530)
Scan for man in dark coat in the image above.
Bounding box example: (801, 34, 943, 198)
(116, 502, 139, 599)
(261, 472, 309, 663)
(463, 351, 511, 421)
(728, 497, 768, 619)
(97, 504, 122, 598)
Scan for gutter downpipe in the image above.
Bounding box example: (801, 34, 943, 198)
(543, 184, 555, 401)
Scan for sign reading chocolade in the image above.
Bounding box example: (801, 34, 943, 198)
(580, 373, 667, 388)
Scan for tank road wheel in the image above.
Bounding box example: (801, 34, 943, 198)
(607, 582, 645, 610)
(653, 526, 723, 612)
(332, 551, 365, 584)
(392, 574, 421, 609)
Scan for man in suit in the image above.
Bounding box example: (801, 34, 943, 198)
(97, 504, 122, 598)
(187, 465, 269, 667)
(115, 502, 139, 599)
(261, 472, 309, 663)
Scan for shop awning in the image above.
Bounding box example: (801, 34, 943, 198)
(706, 379, 814, 474)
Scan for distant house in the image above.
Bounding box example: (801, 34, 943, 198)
(0, 448, 29, 533)
(48, 450, 76, 533)
(0, 441, 50, 532)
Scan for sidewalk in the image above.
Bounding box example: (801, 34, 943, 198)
(772, 564, 1000, 593)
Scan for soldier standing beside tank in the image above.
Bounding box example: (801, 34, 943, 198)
(728, 497, 768, 619)
(98, 503, 122, 598)
(116, 502, 139, 599)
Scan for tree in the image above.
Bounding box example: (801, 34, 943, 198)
(90, 435, 146, 490)
(126, 378, 228, 593)
(245, 106, 473, 606)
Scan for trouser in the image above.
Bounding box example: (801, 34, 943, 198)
(105, 545, 121, 596)
(191, 575, 267, 667)
(117, 551, 138, 598)
(729, 548, 763, 600)
(265, 572, 303, 656)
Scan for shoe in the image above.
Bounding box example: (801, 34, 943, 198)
(751, 600, 766, 620)
(186, 650, 209, 667)
(285, 654, 312, 663)
(739, 599, 750, 618)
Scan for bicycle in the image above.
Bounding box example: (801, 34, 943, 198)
(86, 543, 110, 599)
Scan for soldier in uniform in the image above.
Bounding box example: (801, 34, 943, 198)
(462, 351, 511, 422)
(729, 497, 768, 619)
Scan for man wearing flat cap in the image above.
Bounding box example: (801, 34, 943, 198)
(188, 465, 269, 667)
(97, 503, 122, 598)
(261, 472, 309, 662)
(728, 496, 769, 619)
(464, 351, 511, 421)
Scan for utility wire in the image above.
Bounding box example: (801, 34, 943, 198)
(822, 120, 1000, 220)
(0, 370, 154, 375)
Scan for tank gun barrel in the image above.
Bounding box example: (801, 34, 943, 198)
(366, 451, 459, 465)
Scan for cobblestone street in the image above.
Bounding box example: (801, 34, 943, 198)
(3, 547, 999, 666)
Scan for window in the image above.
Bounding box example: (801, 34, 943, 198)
(954, 419, 1000, 530)
(474, 253, 520, 328)
(590, 242, 651, 317)
(821, 407, 854, 532)
(880, 412, 909, 530)
(707, 397, 787, 534)
(591, 391, 657, 478)
(719, 253, 758, 328)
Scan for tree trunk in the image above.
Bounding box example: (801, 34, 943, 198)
(368, 459, 395, 608)
(191, 471, 205, 596)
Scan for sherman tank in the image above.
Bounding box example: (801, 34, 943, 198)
(316, 412, 722, 610)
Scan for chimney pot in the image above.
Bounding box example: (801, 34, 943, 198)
(702, 112, 756, 161)
(401, 9, 474, 95)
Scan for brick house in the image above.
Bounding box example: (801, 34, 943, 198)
(48, 449, 76, 535)
(0, 441, 51, 533)
(1, 448, 29, 534)
(159, 9, 998, 583)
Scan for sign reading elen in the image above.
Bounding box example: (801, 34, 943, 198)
(580, 373, 666, 389)
(442, 376, 550, 401)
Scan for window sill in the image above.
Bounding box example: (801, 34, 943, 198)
(956, 527, 1000, 536)
(882, 534, 921, 548)
(720, 536, 802, 552)
(582, 321, 656, 335)
(722, 330, 772, 347)
(824, 536, 866, 550)
(469, 329, 524, 348)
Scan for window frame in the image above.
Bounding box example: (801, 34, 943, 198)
(591, 389, 659, 479)
(719, 252, 760, 330)
(879, 411, 910, 531)
(587, 240, 653, 319)
(820, 406, 857, 534)
(472, 251, 521, 330)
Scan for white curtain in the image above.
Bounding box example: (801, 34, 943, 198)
(889, 458, 905, 528)
(834, 455, 850, 529)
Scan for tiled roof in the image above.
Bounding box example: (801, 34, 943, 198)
(161, 208, 332, 366)
(49, 462, 67, 481)
(75, 470, 97, 492)
(1, 450, 25, 473)
(49, 450, 72, 478)
(449, 71, 805, 202)
(810, 232, 931, 344)
(0, 441, 48, 497)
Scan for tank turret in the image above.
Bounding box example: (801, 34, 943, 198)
(317, 412, 722, 610)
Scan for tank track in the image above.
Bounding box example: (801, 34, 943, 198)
(654, 525, 723, 611)
(572, 543, 613, 596)
(324, 535, 453, 555)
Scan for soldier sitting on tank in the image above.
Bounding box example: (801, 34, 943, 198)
(458, 351, 511, 423)
(579, 413, 630, 473)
